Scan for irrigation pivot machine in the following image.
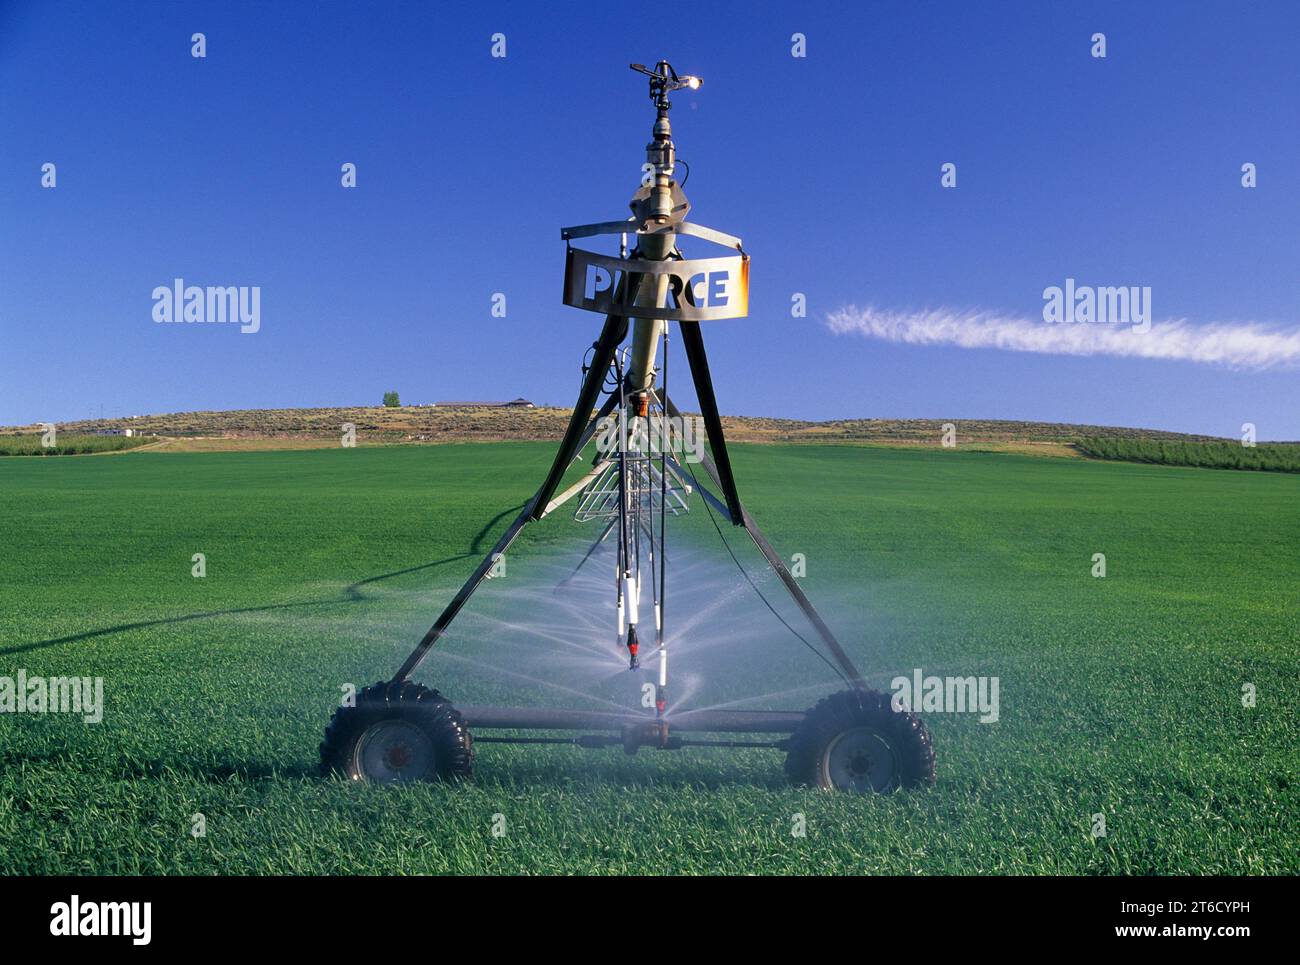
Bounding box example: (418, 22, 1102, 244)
(322, 62, 937, 793)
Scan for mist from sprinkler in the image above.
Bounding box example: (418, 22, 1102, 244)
(405, 527, 877, 717)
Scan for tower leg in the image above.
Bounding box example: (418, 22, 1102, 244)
(677, 321, 743, 521)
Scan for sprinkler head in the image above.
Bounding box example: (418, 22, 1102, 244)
(629, 61, 703, 112)
(626, 625, 641, 669)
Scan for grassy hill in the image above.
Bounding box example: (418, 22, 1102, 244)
(0, 405, 1237, 455)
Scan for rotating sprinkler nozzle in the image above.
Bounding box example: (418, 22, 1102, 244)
(629, 61, 702, 110)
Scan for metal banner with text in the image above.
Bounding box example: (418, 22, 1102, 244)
(563, 247, 749, 321)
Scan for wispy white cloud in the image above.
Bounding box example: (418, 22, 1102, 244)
(825, 306, 1300, 370)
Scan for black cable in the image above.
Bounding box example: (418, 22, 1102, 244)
(686, 464, 851, 686)
(658, 326, 668, 657)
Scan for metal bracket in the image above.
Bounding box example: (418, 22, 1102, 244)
(560, 219, 744, 253)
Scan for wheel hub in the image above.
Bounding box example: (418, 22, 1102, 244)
(384, 742, 413, 770)
(822, 726, 898, 793)
(355, 720, 434, 784)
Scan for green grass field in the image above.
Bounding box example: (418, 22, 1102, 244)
(1076, 436, 1300, 473)
(1, 443, 1296, 874)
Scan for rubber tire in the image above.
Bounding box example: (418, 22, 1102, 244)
(784, 689, 935, 792)
(320, 680, 474, 784)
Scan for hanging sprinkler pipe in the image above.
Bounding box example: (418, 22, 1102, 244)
(614, 348, 640, 670)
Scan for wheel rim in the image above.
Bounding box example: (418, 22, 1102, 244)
(354, 720, 435, 783)
(821, 726, 898, 792)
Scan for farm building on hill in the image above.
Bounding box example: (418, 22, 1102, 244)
(432, 398, 535, 409)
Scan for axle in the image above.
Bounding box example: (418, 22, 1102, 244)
(459, 703, 803, 754)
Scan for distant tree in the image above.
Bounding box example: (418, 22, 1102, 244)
(383, 391, 400, 408)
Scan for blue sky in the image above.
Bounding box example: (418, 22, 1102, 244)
(1, 0, 1297, 438)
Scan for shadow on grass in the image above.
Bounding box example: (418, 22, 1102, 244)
(0, 747, 321, 784)
(468, 745, 792, 793)
(126, 758, 322, 783)
(0, 503, 526, 658)
(0, 745, 788, 793)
